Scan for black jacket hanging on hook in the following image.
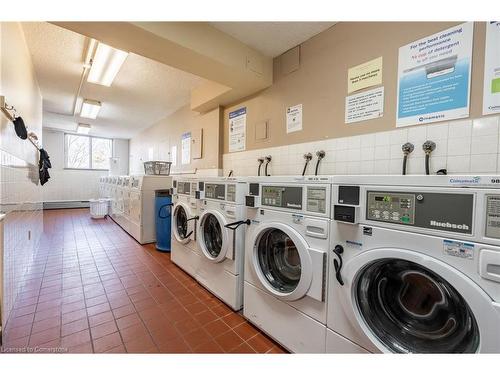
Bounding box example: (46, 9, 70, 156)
(13, 116, 28, 140)
(38, 148, 52, 185)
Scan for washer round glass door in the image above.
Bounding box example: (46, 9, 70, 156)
(173, 203, 192, 244)
(198, 210, 229, 262)
(252, 222, 313, 301)
(257, 228, 301, 293)
(355, 258, 480, 353)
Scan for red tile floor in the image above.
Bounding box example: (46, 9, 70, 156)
(1, 208, 286, 354)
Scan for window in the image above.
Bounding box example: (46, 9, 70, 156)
(65, 134, 112, 170)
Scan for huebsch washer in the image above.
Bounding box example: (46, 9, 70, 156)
(195, 177, 248, 310)
(327, 175, 500, 353)
(243, 176, 333, 353)
(171, 177, 201, 277)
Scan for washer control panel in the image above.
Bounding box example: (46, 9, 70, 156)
(177, 181, 191, 195)
(307, 187, 326, 213)
(227, 184, 236, 202)
(367, 191, 415, 224)
(262, 186, 302, 210)
(486, 195, 500, 239)
(205, 183, 226, 200)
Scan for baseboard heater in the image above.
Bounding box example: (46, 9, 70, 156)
(43, 201, 90, 209)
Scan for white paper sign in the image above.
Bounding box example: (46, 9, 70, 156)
(483, 22, 500, 115)
(396, 22, 473, 127)
(229, 107, 246, 152)
(286, 104, 303, 133)
(181, 132, 191, 165)
(171, 145, 177, 166)
(345, 87, 384, 124)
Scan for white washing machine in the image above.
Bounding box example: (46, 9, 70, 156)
(243, 176, 332, 353)
(327, 175, 500, 353)
(171, 177, 202, 278)
(195, 177, 248, 310)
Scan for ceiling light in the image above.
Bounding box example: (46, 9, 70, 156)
(77, 123, 91, 134)
(87, 42, 128, 87)
(80, 99, 101, 119)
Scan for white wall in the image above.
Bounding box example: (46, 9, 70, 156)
(0, 22, 44, 328)
(129, 105, 221, 176)
(41, 129, 129, 202)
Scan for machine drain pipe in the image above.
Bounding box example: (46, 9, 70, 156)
(264, 155, 272, 176)
(315, 150, 325, 176)
(401, 142, 414, 175)
(422, 140, 436, 175)
(302, 153, 313, 176)
(257, 157, 264, 176)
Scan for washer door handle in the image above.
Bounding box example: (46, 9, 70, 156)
(332, 244, 344, 286)
(224, 219, 251, 231)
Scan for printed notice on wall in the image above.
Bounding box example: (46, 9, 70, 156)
(396, 22, 473, 127)
(229, 107, 246, 152)
(171, 145, 177, 166)
(181, 132, 191, 165)
(345, 86, 384, 124)
(347, 57, 383, 93)
(286, 104, 303, 133)
(483, 22, 500, 115)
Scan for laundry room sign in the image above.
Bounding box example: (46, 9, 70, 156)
(396, 22, 473, 127)
(347, 56, 383, 93)
(286, 104, 303, 133)
(345, 86, 384, 124)
(229, 107, 246, 152)
(181, 132, 191, 164)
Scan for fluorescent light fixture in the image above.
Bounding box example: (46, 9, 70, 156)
(77, 123, 91, 134)
(87, 42, 128, 87)
(80, 99, 101, 119)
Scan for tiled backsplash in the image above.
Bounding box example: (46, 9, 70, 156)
(223, 117, 500, 177)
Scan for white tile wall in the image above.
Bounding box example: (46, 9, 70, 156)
(223, 116, 500, 177)
(1, 22, 44, 328)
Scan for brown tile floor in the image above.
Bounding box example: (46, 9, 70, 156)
(1, 208, 286, 354)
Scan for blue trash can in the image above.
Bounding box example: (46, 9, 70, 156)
(155, 189, 172, 252)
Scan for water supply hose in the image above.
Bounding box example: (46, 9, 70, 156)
(315, 150, 325, 176)
(264, 155, 272, 176)
(401, 142, 414, 175)
(257, 158, 264, 176)
(302, 153, 313, 176)
(422, 141, 436, 175)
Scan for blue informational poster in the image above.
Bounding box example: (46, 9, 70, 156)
(228, 107, 246, 152)
(396, 22, 474, 127)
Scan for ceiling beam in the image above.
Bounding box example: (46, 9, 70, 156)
(51, 22, 273, 112)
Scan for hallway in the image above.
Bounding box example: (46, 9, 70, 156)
(1, 209, 284, 354)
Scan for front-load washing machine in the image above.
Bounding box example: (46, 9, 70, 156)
(327, 175, 500, 353)
(171, 177, 201, 278)
(195, 177, 248, 310)
(243, 176, 333, 353)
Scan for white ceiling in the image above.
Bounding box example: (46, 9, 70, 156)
(22, 22, 208, 139)
(210, 22, 335, 57)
